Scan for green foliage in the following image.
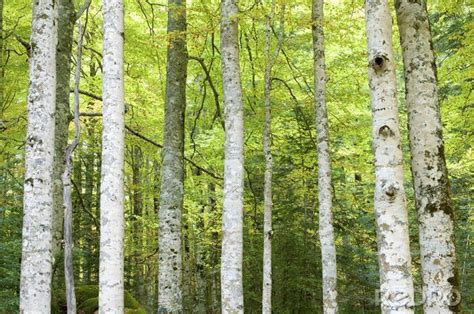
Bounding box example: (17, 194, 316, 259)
(0, 0, 472, 312)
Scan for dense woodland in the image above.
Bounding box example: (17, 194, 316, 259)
(0, 0, 472, 313)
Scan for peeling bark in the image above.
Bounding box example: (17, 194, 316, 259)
(312, 1, 337, 313)
(158, 0, 187, 312)
(395, 1, 460, 312)
(19, 0, 57, 311)
(220, 0, 245, 312)
(365, 1, 415, 313)
(99, 0, 125, 311)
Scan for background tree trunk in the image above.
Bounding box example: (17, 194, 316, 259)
(220, 0, 245, 312)
(63, 22, 83, 314)
(365, 0, 415, 312)
(52, 0, 75, 265)
(395, 1, 460, 312)
(99, 0, 125, 311)
(158, 0, 187, 312)
(19, 0, 57, 311)
(312, 0, 337, 312)
(262, 2, 284, 313)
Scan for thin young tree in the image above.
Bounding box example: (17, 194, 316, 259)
(62, 22, 83, 314)
(312, 0, 337, 312)
(262, 1, 284, 313)
(365, 0, 415, 312)
(99, 0, 125, 311)
(220, 0, 245, 312)
(395, 0, 460, 312)
(158, 0, 187, 312)
(19, 0, 57, 311)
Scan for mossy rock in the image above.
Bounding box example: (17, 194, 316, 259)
(53, 285, 145, 314)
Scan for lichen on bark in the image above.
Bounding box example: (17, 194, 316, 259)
(158, 0, 187, 312)
(99, 0, 126, 312)
(220, 0, 245, 312)
(365, 0, 415, 312)
(19, 0, 57, 311)
(396, 0, 460, 312)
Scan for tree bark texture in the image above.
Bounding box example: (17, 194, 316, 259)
(99, 0, 125, 311)
(220, 0, 245, 312)
(158, 0, 187, 312)
(365, 1, 415, 313)
(19, 0, 57, 311)
(312, 0, 337, 313)
(52, 0, 75, 262)
(395, 1, 460, 312)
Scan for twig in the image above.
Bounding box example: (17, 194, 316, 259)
(75, 0, 92, 21)
(188, 55, 225, 129)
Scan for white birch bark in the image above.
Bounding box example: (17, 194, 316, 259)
(220, 0, 244, 312)
(395, 1, 460, 312)
(312, 1, 337, 312)
(158, 0, 187, 312)
(99, 0, 125, 311)
(19, 0, 57, 311)
(365, 1, 415, 313)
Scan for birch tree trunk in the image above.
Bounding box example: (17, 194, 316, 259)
(158, 0, 187, 312)
(19, 0, 57, 311)
(312, 0, 337, 312)
(262, 2, 284, 313)
(395, 1, 460, 312)
(52, 0, 75, 261)
(365, 1, 415, 313)
(99, 0, 125, 311)
(220, 0, 244, 312)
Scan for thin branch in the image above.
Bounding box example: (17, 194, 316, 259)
(14, 34, 31, 57)
(75, 0, 92, 21)
(188, 55, 225, 130)
(71, 178, 100, 229)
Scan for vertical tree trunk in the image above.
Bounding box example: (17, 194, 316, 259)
(207, 182, 220, 313)
(365, 1, 415, 312)
(52, 0, 75, 263)
(220, 0, 244, 312)
(19, 0, 57, 311)
(158, 0, 187, 312)
(131, 145, 146, 305)
(63, 22, 83, 314)
(83, 136, 95, 284)
(395, 1, 460, 312)
(99, 0, 125, 311)
(262, 2, 284, 313)
(312, 1, 337, 312)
